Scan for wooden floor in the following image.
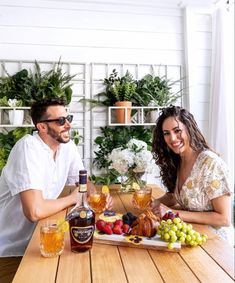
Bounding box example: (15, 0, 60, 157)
(0, 257, 22, 283)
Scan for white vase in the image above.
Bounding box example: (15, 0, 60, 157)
(9, 110, 24, 125)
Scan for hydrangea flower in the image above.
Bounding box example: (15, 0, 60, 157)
(108, 138, 154, 175)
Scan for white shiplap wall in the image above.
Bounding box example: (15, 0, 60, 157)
(0, 0, 184, 64)
(0, 0, 214, 176)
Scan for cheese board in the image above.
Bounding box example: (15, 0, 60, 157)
(93, 230, 181, 251)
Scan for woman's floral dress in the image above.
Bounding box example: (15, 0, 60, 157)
(174, 149, 232, 240)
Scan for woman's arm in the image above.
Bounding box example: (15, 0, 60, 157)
(173, 195, 231, 227)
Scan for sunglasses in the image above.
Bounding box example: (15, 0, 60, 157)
(40, 115, 73, 125)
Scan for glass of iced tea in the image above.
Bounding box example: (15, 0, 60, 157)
(40, 220, 65, 257)
(88, 187, 107, 214)
(132, 186, 152, 210)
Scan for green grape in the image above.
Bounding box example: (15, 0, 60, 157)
(170, 235, 178, 243)
(176, 231, 182, 237)
(164, 227, 169, 233)
(186, 235, 192, 242)
(171, 225, 178, 232)
(187, 224, 193, 231)
(164, 233, 170, 241)
(194, 232, 200, 238)
(191, 234, 196, 241)
(166, 219, 172, 225)
(180, 231, 186, 237)
(201, 235, 207, 243)
(176, 222, 183, 230)
(182, 222, 187, 229)
(189, 240, 195, 246)
(167, 243, 174, 249)
(188, 229, 195, 236)
(173, 217, 181, 224)
(196, 236, 203, 245)
(179, 236, 186, 243)
(158, 219, 207, 248)
(168, 230, 176, 237)
(181, 228, 187, 233)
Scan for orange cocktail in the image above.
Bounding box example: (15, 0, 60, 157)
(88, 192, 106, 213)
(40, 222, 64, 257)
(132, 187, 152, 210)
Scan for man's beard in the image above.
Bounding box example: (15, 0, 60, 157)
(47, 125, 70, 143)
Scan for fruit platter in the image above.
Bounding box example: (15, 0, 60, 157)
(93, 210, 208, 251)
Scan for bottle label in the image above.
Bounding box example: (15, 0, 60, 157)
(79, 184, 87, 193)
(70, 226, 94, 244)
(79, 210, 86, 218)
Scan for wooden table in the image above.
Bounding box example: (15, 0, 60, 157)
(13, 185, 235, 283)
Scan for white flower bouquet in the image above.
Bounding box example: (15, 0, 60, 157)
(108, 139, 154, 192)
(108, 138, 153, 174)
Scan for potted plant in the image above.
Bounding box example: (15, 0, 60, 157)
(80, 69, 142, 124)
(0, 96, 24, 125)
(0, 60, 76, 169)
(0, 60, 75, 107)
(135, 74, 183, 122)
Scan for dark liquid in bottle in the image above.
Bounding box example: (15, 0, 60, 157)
(69, 209, 95, 253)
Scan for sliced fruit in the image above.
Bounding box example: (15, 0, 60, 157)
(101, 185, 110, 195)
(57, 218, 69, 233)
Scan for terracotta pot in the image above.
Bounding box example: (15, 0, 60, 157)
(114, 101, 132, 124)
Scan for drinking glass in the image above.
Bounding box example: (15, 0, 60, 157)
(88, 187, 107, 213)
(40, 220, 65, 257)
(132, 186, 152, 210)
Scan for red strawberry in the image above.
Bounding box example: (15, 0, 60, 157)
(103, 224, 113, 235)
(113, 225, 123, 235)
(114, 219, 123, 227)
(122, 224, 130, 234)
(96, 220, 106, 231)
(107, 222, 114, 229)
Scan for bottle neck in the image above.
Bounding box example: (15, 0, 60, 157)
(80, 190, 88, 206)
(79, 183, 87, 193)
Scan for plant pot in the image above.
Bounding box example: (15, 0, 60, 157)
(145, 109, 160, 123)
(9, 110, 24, 125)
(114, 101, 132, 124)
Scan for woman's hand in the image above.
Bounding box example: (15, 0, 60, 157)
(105, 194, 113, 211)
(151, 200, 172, 218)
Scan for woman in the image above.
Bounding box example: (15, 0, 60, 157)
(151, 106, 232, 240)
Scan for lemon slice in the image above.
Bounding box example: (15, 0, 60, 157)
(101, 185, 110, 195)
(99, 212, 123, 223)
(57, 218, 69, 233)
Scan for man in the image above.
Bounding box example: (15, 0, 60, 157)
(0, 98, 112, 282)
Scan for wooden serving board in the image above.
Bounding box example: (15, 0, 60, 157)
(93, 230, 181, 252)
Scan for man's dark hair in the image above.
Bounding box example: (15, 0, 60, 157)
(31, 98, 66, 128)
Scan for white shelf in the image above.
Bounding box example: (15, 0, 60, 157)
(0, 107, 31, 110)
(0, 107, 33, 128)
(108, 106, 163, 126)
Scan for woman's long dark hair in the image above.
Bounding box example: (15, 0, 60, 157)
(152, 106, 210, 193)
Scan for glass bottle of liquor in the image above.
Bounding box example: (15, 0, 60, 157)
(67, 170, 95, 253)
